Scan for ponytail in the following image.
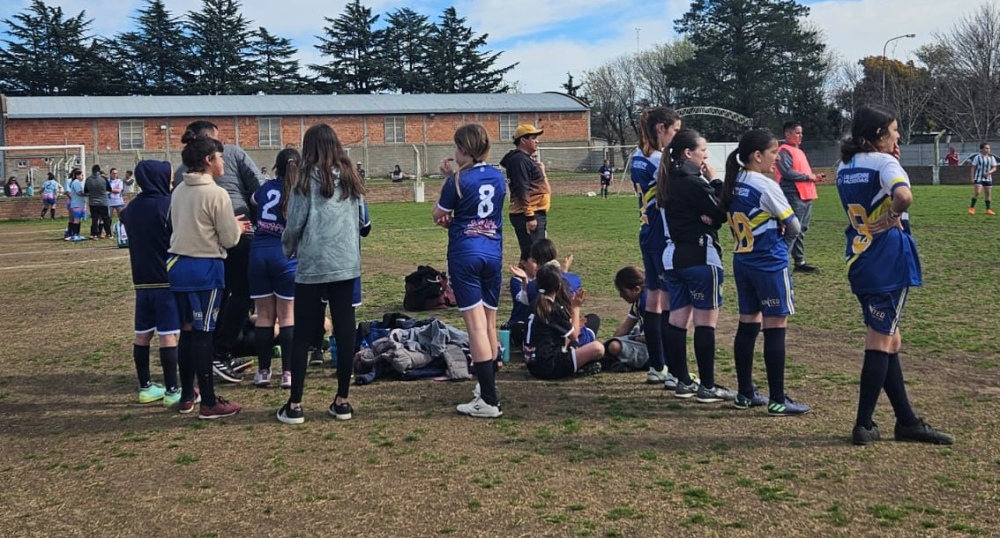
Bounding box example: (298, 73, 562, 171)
(721, 149, 741, 211)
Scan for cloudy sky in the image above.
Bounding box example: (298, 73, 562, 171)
(0, 0, 964, 93)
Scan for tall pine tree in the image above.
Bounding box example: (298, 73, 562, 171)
(0, 0, 92, 96)
(116, 0, 191, 95)
(250, 27, 308, 94)
(185, 0, 255, 95)
(71, 39, 130, 95)
(380, 8, 433, 94)
(668, 0, 831, 138)
(312, 0, 385, 94)
(426, 7, 516, 94)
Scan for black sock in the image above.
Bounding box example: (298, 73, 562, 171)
(734, 322, 761, 396)
(191, 330, 216, 407)
(278, 326, 294, 371)
(40, 209, 46, 218)
(159, 346, 179, 392)
(664, 324, 692, 384)
(971, 197, 978, 208)
(643, 312, 665, 371)
(133, 344, 151, 387)
(49, 209, 55, 219)
(178, 331, 195, 400)
(693, 326, 716, 389)
(884, 352, 918, 426)
(987, 200, 993, 210)
(474, 360, 499, 406)
(855, 350, 889, 428)
(255, 326, 274, 371)
(762, 328, 786, 403)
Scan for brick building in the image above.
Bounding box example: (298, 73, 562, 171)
(0, 93, 591, 183)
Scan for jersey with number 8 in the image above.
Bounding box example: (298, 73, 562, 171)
(436, 163, 507, 259)
(836, 152, 922, 294)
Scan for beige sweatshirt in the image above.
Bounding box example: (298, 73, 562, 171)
(168, 172, 241, 258)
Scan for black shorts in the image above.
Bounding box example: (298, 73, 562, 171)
(526, 348, 576, 380)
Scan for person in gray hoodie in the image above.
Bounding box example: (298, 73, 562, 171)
(278, 123, 366, 425)
(84, 164, 112, 238)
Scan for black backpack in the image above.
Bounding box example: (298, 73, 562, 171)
(403, 265, 455, 311)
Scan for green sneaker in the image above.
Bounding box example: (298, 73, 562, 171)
(138, 383, 166, 404)
(162, 389, 181, 408)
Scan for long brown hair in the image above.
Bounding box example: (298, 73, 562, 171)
(840, 105, 897, 163)
(273, 147, 301, 218)
(289, 124, 365, 200)
(532, 262, 571, 325)
(638, 107, 680, 157)
(656, 128, 702, 208)
(452, 124, 490, 197)
(721, 129, 776, 211)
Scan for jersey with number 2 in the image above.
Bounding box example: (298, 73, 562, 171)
(836, 152, 921, 294)
(436, 163, 506, 259)
(252, 178, 287, 246)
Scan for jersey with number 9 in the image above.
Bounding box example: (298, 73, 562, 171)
(836, 152, 922, 294)
(252, 178, 288, 246)
(436, 163, 507, 259)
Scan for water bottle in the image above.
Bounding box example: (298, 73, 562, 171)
(498, 329, 511, 364)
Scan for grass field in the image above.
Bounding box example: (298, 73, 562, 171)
(0, 184, 998, 537)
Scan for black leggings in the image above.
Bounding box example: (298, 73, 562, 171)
(214, 235, 253, 356)
(290, 280, 356, 404)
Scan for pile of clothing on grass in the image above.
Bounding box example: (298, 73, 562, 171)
(353, 315, 473, 385)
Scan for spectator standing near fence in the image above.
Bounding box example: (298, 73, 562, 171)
(108, 168, 126, 219)
(774, 122, 824, 273)
(501, 124, 550, 263)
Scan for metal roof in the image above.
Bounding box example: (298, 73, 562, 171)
(4, 93, 589, 119)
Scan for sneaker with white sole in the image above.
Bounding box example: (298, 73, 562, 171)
(647, 367, 670, 384)
(456, 396, 503, 418)
(280, 371, 292, 389)
(198, 396, 241, 420)
(674, 380, 700, 399)
(309, 348, 325, 366)
(696, 384, 737, 403)
(162, 389, 181, 408)
(253, 369, 271, 387)
(276, 403, 305, 425)
(137, 382, 165, 404)
(733, 388, 769, 409)
(212, 360, 242, 383)
(328, 401, 353, 420)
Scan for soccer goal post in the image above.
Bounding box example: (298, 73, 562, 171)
(0, 144, 86, 181)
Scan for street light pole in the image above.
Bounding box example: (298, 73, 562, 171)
(882, 33, 916, 103)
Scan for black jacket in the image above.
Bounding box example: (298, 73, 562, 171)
(663, 160, 725, 269)
(120, 160, 173, 288)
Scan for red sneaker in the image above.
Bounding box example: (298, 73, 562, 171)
(177, 389, 201, 414)
(198, 396, 241, 420)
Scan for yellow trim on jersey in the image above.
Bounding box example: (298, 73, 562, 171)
(889, 177, 908, 188)
(750, 212, 773, 228)
(134, 283, 170, 290)
(166, 255, 178, 271)
(776, 208, 794, 221)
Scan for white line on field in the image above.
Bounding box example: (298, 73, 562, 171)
(0, 248, 120, 257)
(0, 255, 129, 271)
(0, 228, 70, 236)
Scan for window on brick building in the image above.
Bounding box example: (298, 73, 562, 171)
(499, 114, 519, 142)
(119, 120, 144, 150)
(258, 118, 281, 148)
(384, 116, 405, 144)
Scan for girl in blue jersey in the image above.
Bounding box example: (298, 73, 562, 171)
(249, 148, 300, 389)
(433, 124, 507, 418)
(604, 266, 650, 371)
(721, 129, 810, 416)
(659, 129, 734, 403)
(523, 262, 604, 379)
(40, 172, 60, 220)
(836, 105, 953, 446)
(632, 107, 682, 387)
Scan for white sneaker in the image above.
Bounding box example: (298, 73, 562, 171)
(647, 367, 675, 385)
(456, 396, 503, 418)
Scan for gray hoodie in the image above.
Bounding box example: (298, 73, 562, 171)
(173, 144, 265, 217)
(282, 168, 363, 284)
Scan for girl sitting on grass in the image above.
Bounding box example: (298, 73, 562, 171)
(603, 266, 650, 372)
(523, 262, 604, 380)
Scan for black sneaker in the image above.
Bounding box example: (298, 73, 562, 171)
(309, 348, 325, 366)
(894, 418, 954, 445)
(328, 400, 353, 421)
(576, 361, 602, 376)
(793, 263, 819, 273)
(276, 403, 305, 425)
(229, 357, 254, 373)
(852, 422, 881, 445)
(212, 360, 243, 383)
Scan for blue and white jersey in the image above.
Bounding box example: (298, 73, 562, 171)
(70, 179, 86, 208)
(727, 170, 796, 272)
(436, 163, 506, 259)
(630, 149, 665, 249)
(252, 178, 288, 246)
(41, 179, 60, 196)
(972, 153, 996, 182)
(836, 152, 922, 294)
(627, 291, 648, 333)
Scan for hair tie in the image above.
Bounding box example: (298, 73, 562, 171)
(537, 288, 546, 294)
(544, 260, 561, 269)
(735, 154, 745, 167)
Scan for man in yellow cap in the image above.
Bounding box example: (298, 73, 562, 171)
(500, 124, 550, 262)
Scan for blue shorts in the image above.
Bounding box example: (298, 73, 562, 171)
(448, 255, 502, 311)
(248, 242, 297, 300)
(42, 195, 56, 206)
(664, 265, 724, 311)
(641, 245, 666, 291)
(71, 207, 86, 220)
(134, 288, 181, 335)
(175, 289, 223, 333)
(857, 288, 908, 336)
(733, 264, 794, 317)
